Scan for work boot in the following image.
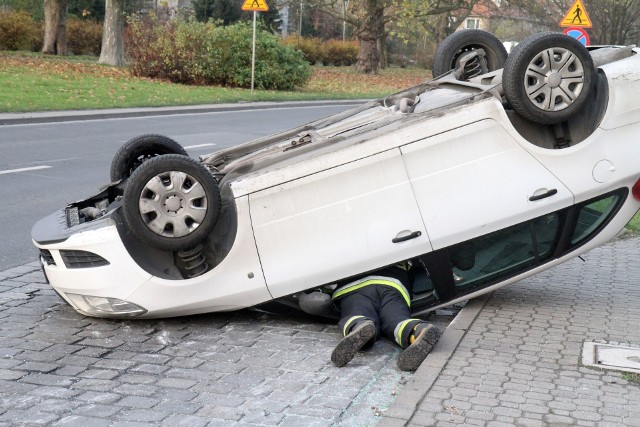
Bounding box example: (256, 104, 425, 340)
(331, 320, 376, 367)
(396, 323, 441, 371)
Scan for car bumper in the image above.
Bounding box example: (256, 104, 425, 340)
(33, 197, 272, 318)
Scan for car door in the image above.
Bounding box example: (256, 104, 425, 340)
(410, 189, 626, 310)
(249, 149, 431, 299)
(400, 119, 575, 251)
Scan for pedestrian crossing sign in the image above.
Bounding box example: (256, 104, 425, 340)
(242, 0, 269, 12)
(560, 0, 592, 28)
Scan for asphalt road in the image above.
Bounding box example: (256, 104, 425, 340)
(0, 104, 356, 270)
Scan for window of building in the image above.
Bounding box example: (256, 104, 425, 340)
(465, 18, 480, 29)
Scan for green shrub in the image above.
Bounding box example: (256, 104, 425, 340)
(126, 16, 310, 90)
(0, 10, 39, 51)
(282, 36, 359, 66)
(210, 23, 310, 90)
(282, 36, 325, 65)
(324, 39, 358, 66)
(67, 18, 103, 56)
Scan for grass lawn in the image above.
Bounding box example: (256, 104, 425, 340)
(626, 210, 640, 234)
(0, 51, 428, 113)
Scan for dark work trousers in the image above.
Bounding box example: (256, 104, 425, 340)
(336, 284, 411, 343)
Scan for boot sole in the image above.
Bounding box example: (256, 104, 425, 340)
(331, 322, 376, 367)
(397, 325, 441, 371)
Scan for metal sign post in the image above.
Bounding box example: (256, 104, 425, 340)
(251, 11, 257, 96)
(241, 0, 269, 97)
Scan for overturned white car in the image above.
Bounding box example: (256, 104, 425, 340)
(32, 31, 640, 319)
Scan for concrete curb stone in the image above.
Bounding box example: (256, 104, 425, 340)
(0, 100, 367, 126)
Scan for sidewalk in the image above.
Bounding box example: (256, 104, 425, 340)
(0, 260, 451, 426)
(382, 235, 640, 426)
(2, 238, 638, 425)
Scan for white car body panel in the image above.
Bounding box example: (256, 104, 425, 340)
(123, 196, 271, 316)
(250, 149, 431, 298)
(401, 119, 574, 249)
(34, 225, 152, 299)
(597, 55, 640, 130)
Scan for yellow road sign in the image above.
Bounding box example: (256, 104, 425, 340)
(560, 0, 592, 28)
(242, 0, 269, 12)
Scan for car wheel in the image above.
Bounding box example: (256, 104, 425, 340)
(123, 154, 221, 252)
(432, 29, 508, 78)
(502, 32, 596, 125)
(110, 134, 188, 182)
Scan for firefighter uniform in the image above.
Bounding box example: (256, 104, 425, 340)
(330, 262, 441, 371)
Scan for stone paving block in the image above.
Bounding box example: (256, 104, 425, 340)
(72, 379, 119, 392)
(194, 405, 244, 421)
(278, 414, 333, 427)
(116, 396, 161, 409)
(115, 408, 169, 423)
(19, 373, 75, 387)
(73, 403, 122, 417)
(159, 414, 209, 427)
(0, 369, 26, 380)
(153, 400, 202, 415)
(0, 410, 59, 425)
(117, 374, 156, 385)
(113, 383, 158, 397)
(52, 415, 112, 427)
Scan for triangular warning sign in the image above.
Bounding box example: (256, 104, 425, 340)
(560, 0, 592, 28)
(242, 0, 269, 12)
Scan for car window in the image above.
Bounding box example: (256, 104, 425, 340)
(449, 213, 561, 294)
(570, 194, 620, 246)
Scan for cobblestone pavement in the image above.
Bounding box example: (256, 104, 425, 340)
(0, 261, 454, 426)
(382, 236, 640, 426)
(3, 236, 640, 427)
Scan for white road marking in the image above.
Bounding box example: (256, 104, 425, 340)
(184, 143, 216, 149)
(0, 166, 52, 175)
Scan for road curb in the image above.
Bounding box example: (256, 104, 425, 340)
(379, 293, 492, 425)
(0, 100, 366, 126)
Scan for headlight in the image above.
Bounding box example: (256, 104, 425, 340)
(66, 293, 147, 318)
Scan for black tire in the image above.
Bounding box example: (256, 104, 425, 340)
(432, 29, 508, 78)
(123, 154, 221, 251)
(502, 32, 596, 125)
(110, 134, 188, 182)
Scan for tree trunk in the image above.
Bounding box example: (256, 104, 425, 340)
(99, 0, 125, 66)
(42, 0, 68, 55)
(377, 32, 387, 69)
(355, 0, 384, 73)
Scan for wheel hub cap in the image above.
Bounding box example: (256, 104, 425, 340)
(547, 72, 562, 88)
(163, 195, 183, 215)
(524, 47, 585, 112)
(138, 171, 208, 238)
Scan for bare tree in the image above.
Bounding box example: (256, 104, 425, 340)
(503, 0, 640, 45)
(42, 0, 68, 55)
(589, 0, 640, 45)
(294, 0, 476, 73)
(99, 0, 126, 66)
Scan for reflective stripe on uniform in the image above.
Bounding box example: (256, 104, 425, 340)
(394, 318, 421, 347)
(343, 315, 366, 336)
(331, 275, 411, 306)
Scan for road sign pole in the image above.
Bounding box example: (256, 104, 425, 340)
(251, 11, 257, 96)
(241, 0, 268, 96)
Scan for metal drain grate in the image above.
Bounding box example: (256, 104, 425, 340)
(582, 341, 640, 374)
